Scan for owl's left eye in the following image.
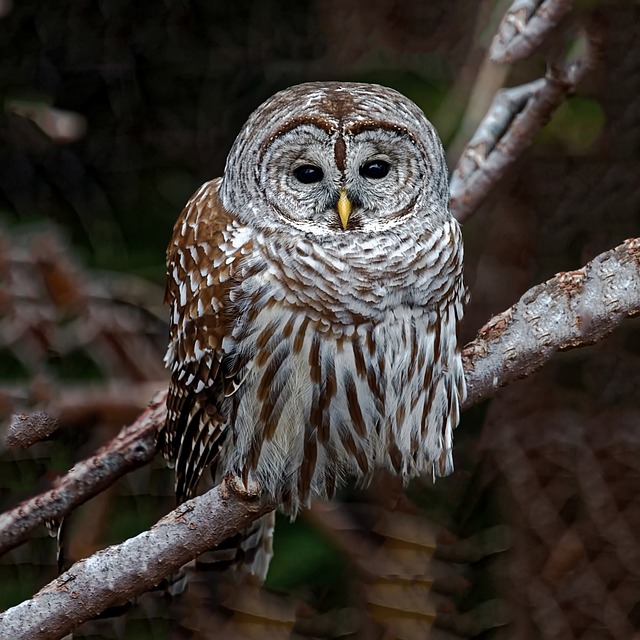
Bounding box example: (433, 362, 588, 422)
(360, 160, 390, 179)
(294, 164, 324, 184)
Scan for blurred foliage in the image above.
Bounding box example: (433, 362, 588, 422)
(538, 97, 605, 154)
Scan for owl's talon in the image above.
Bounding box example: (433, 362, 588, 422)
(225, 474, 262, 500)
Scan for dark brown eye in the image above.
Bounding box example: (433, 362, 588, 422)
(294, 164, 324, 184)
(360, 160, 390, 179)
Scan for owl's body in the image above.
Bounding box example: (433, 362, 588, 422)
(160, 82, 465, 574)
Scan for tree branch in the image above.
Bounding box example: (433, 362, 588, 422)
(0, 391, 165, 557)
(6, 411, 60, 449)
(0, 477, 275, 640)
(462, 237, 640, 407)
(489, 0, 573, 64)
(3, 236, 640, 565)
(450, 28, 601, 222)
(4, 382, 165, 448)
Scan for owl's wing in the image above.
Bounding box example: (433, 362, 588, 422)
(159, 178, 244, 504)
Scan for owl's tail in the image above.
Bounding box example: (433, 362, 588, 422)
(166, 510, 275, 604)
(193, 510, 275, 582)
(164, 512, 282, 636)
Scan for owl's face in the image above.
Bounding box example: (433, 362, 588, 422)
(221, 83, 449, 240)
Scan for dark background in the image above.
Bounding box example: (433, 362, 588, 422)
(1, 1, 640, 638)
(1, 1, 481, 279)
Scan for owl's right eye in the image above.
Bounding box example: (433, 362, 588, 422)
(293, 164, 324, 184)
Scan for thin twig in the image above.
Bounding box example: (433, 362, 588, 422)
(5, 382, 166, 449)
(490, 0, 573, 64)
(6, 412, 60, 448)
(0, 477, 275, 640)
(450, 28, 600, 222)
(462, 237, 640, 407)
(450, 77, 546, 199)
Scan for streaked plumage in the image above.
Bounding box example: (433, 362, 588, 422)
(158, 82, 466, 579)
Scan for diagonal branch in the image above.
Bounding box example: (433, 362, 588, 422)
(489, 0, 573, 64)
(450, 28, 601, 222)
(0, 477, 275, 640)
(462, 237, 640, 407)
(2, 238, 640, 563)
(6, 412, 61, 449)
(5, 382, 165, 448)
(0, 391, 165, 557)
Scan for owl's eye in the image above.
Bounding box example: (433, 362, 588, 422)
(360, 160, 390, 179)
(294, 164, 324, 184)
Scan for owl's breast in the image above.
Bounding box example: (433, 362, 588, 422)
(220, 283, 464, 515)
(238, 219, 464, 328)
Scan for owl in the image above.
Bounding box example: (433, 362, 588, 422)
(158, 82, 466, 580)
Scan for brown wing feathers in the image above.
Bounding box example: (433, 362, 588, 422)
(159, 180, 237, 504)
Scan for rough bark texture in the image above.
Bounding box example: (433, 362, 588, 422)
(462, 237, 640, 407)
(3, 237, 639, 567)
(450, 28, 600, 222)
(489, 0, 573, 64)
(0, 477, 275, 640)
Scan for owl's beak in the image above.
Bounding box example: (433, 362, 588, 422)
(337, 189, 352, 229)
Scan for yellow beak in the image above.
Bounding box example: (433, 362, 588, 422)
(337, 189, 352, 230)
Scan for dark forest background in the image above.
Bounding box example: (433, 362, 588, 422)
(1, 1, 640, 638)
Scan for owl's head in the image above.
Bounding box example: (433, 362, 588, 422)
(220, 82, 450, 240)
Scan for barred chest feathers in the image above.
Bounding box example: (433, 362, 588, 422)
(216, 214, 465, 515)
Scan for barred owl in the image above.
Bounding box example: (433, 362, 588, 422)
(159, 82, 466, 579)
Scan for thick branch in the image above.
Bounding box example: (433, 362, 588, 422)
(462, 237, 640, 407)
(2, 239, 639, 558)
(0, 477, 275, 640)
(0, 391, 166, 557)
